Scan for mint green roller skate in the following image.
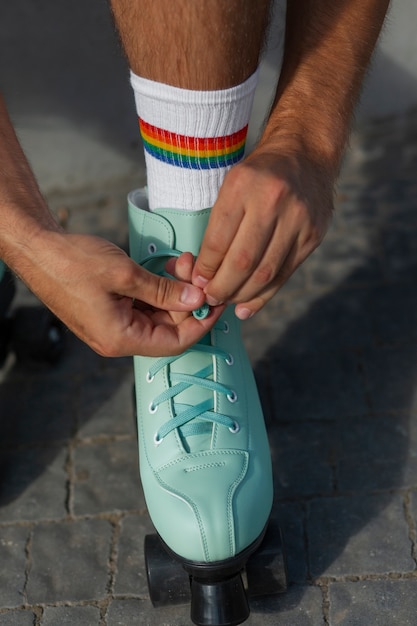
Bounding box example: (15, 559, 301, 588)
(0, 260, 15, 366)
(129, 189, 287, 626)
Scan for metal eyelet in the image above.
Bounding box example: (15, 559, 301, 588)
(223, 321, 230, 334)
(148, 242, 157, 254)
(229, 421, 240, 434)
(225, 353, 234, 366)
(146, 372, 155, 383)
(149, 402, 158, 414)
(227, 390, 238, 403)
(154, 432, 163, 446)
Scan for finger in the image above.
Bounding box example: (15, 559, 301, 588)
(234, 279, 284, 320)
(233, 236, 308, 319)
(165, 252, 194, 283)
(125, 264, 205, 312)
(124, 302, 225, 357)
(201, 210, 278, 305)
(163, 252, 197, 325)
(192, 195, 243, 290)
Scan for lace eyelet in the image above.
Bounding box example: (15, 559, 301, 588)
(148, 242, 157, 254)
(229, 421, 240, 434)
(227, 390, 238, 403)
(154, 432, 163, 446)
(223, 321, 230, 334)
(149, 402, 158, 414)
(146, 372, 155, 383)
(225, 353, 234, 366)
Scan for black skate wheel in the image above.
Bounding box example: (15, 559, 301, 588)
(12, 306, 64, 364)
(145, 534, 191, 607)
(0, 318, 12, 367)
(0, 268, 16, 319)
(245, 520, 287, 597)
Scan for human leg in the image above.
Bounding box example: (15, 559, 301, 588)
(110, 0, 271, 89)
(110, 3, 285, 624)
(111, 0, 271, 212)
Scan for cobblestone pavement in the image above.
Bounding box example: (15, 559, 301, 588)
(2, 109, 417, 626)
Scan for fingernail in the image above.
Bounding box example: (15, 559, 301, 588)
(181, 285, 202, 306)
(194, 275, 209, 288)
(206, 294, 222, 307)
(236, 307, 254, 320)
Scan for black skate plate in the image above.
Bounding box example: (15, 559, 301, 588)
(144, 520, 287, 626)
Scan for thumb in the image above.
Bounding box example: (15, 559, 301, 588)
(132, 266, 205, 312)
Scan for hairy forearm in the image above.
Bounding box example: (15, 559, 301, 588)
(261, 0, 390, 173)
(0, 94, 61, 274)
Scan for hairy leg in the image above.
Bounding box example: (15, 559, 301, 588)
(110, 0, 272, 89)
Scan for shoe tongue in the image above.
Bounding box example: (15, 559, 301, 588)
(146, 207, 214, 453)
(170, 338, 214, 454)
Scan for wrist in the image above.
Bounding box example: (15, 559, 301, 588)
(258, 102, 348, 181)
(1, 203, 63, 281)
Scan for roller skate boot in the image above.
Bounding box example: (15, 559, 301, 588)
(0, 260, 15, 366)
(0, 259, 64, 367)
(129, 189, 287, 626)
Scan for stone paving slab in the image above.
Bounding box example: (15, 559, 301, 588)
(362, 344, 417, 414)
(0, 447, 68, 523)
(41, 605, 102, 626)
(268, 349, 368, 422)
(336, 414, 412, 493)
(106, 586, 325, 626)
(271, 422, 337, 498)
(75, 369, 135, 438)
(0, 526, 29, 607)
(72, 439, 144, 516)
(329, 579, 417, 626)
(0, 376, 76, 447)
(0, 611, 36, 626)
(274, 502, 308, 585)
(26, 519, 112, 604)
(114, 514, 154, 597)
(308, 494, 415, 579)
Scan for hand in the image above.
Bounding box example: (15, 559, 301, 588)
(165, 251, 226, 325)
(20, 232, 222, 357)
(191, 145, 333, 319)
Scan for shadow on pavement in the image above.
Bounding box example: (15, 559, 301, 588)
(248, 111, 417, 611)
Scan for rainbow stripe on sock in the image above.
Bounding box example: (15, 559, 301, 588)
(139, 119, 247, 170)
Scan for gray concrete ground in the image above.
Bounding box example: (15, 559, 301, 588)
(2, 106, 417, 625)
(3, 2, 417, 625)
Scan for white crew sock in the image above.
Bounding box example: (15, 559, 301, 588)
(130, 70, 259, 211)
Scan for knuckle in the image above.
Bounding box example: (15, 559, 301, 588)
(92, 337, 121, 358)
(300, 222, 326, 256)
(269, 178, 292, 204)
(197, 257, 218, 276)
(203, 232, 227, 258)
(154, 278, 173, 307)
(253, 262, 275, 286)
(111, 263, 136, 291)
(233, 249, 257, 274)
(308, 223, 325, 247)
(195, 251, 222, 278)
(275, 265, 293, 287)
(223, 163, 246, 191)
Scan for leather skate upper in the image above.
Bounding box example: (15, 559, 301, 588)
(128, 188, 273, 562)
